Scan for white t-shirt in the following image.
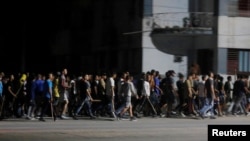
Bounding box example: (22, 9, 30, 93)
(106, 77, 115, 96)
(142, 81, 150, 97)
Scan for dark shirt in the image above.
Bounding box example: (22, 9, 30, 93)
(205, 78, 214, 98)
(176, 80, 185, 97)
(233, 79, 245, 96)
(79, 80, 90, 99)
(5, 80, 19, 100)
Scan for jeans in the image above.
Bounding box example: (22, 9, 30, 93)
(199, 97, 215, 117)
(76, 96, 94, 117)
(232, 93, 247, 114)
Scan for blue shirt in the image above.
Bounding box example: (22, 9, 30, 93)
(35, 79, 44, 93)
(0, 80, 3, 96)
(44, 79, 53, 99)
(154, 77, 161, 96)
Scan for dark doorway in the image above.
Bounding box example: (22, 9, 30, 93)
(197, 49, 214, 74)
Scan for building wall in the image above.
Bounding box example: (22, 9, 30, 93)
(142, 0, 188, 75)
(217, 0, 250, 75)
(218, 16, 250, 49)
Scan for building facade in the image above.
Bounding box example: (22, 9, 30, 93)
(1, 0, 249, 76)
(148, 0, 250, 76)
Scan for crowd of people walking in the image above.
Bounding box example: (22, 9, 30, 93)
(0, 68, 249, 122)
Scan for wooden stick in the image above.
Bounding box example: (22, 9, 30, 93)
(0, 95, 5, 117)
(91, 99, 102, 102)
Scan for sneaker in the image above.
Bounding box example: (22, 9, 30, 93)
(60, 115, 69, 119)
(199, 113, 205, 119)
(160, 113, 166, 118)
(210, 116, 216, 119)
(180, 112, 186, 118)
(171, 111, 177, 115)
(233, 113, 239, 117)
(135, 115, 141, 118)
(90, 115, 96, 119)
(166, 113, 172, 118)
(117, 114, 129, 120)
(73, 116, 78, 120)
(53, 116, 57, 121)
(116, 114, 121, 121)
(152, 114, 158, 118)
(39, 118, 46, 122)
(130, 116, 137, 121)
(111, 112, 117, 119)
(30, 117, 36, 120)
(218, 114, 224, 117)
(26, 116, 32, 120)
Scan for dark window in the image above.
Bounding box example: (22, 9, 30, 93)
(227, 49, 250, 74)
(227, 49, 238, 75)
(238, 0, 250, 17)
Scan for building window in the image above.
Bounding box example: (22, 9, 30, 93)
(227, 49, 250, 74)
(238, 50, 250, 72)
(144, 0, 153, 17)
(238, 0, 250, 17)
(227, 49, 238, 74)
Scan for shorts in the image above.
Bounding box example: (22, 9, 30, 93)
(219, 95, 225, 104)
(53, 97, 59, 106)
(125, 96, 132, 107)
(63, 90, 69, 101)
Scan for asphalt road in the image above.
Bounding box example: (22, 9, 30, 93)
(0, 115, 249, 141)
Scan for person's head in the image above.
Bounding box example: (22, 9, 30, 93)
(219, 76, 224, 82)
(207, 71, 214, 78)
(155, 71, 160, 78)
(187, 72, 194, 80)
(124, 75, 130, 82)
(9, 74, 15, 81)
(227, 76, 232, 81)
(141, 72, 146, 80)
(237, 74, 243, 79)
(56, 71, 61, 77)
(145, 73, 151, 81)
(62, 68, 68, 75)
(166, 70, 175, 77)
(112, 71, 117, 78)
(214, 74, 220, 80)
(202, 75, 208, 81)
(101, 72, 107, 79)
(178, 73, 184, 79)
(47, 73, 54, 81)
(94, 74, 100, 81)
(82, 73, 89, 81)
(121, 71, 128, 79)
(150, 69, 156, 76)
(242, 74, 249, 80)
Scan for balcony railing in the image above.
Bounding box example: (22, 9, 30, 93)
(151, 12, 214, 30)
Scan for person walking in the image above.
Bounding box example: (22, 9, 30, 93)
(105, 71, 117, 118)
(39, 73, 54, 122)
(199, 71, 217, 119)
(74, 73, 96, 119)
(117, 75, 138, 121)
